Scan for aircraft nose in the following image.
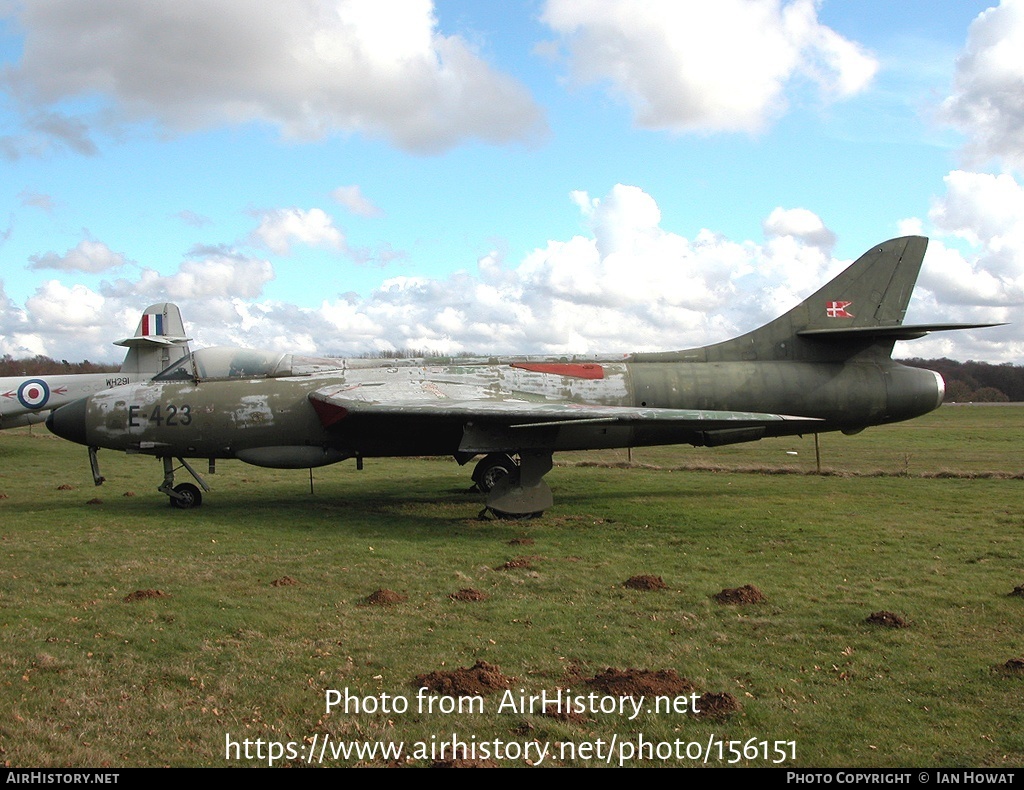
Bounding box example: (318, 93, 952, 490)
(46, 397, 89, 446)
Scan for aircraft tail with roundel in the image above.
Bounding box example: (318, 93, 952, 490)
(0, 303, 191, 429)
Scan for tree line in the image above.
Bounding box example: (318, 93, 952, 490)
(0, 355, 119, 377)
(900, 358, 1022, 402)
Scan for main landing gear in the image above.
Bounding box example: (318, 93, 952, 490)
(471, 452, 517, 493)
(472, 451, 553, 519)
(158, 456, 211, 509)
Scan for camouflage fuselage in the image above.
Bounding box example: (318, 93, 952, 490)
(57, 357, 943, 468)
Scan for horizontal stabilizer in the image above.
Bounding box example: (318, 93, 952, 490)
(797, 322, 1006, 342)
(114, 334, 192, 348)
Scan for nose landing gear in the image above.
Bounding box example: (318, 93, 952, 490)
(158, 457, 211, 509)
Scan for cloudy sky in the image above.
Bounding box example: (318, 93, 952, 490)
(1, 0, 1022, 364)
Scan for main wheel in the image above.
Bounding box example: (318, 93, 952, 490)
(472, 453, 518, 493)
(489, 508, 544, 520)
(170, 482, 202, 509)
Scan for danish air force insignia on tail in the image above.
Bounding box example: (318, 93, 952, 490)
(826, 300, 854, 318)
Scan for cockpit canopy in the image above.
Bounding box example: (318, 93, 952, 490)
(154, 347, 345, 382)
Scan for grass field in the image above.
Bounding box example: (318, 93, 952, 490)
(1, 405, 1023, 767)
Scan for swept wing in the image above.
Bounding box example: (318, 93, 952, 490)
(308, 380, 821, 453)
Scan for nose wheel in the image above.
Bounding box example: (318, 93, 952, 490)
(170, 483, 202, 509)
(158, 457, 211, 508)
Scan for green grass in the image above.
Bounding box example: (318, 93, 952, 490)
(2, 407, 1023, 767)
(566, 403, 1024, 476)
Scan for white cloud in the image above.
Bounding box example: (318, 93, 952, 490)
(0, 284, 42, 357)
(331, 185, 383, 218)
(250, 208, 345, 255)
(12, 185, 814, 359)
(928, 170, 1024, 251)
(296, 185, 841, 355)
(0, 333, 48, 357)
(762, 207, 837, 251)
(1, 248, 275, 359)
(939, 0, 1024, 171)
(6, 183, 1020, 364)
(0, 187, 825, 358)
(894, 167, 1024, 362)
(910, 170, 1024, 309)
(24, 278, 105, 331)
(2, 0, 544, 154)
(102, 249, 275, 301)
(28, 239, 130, 272)
(540, 0, 877, 133)
(915, 239, 1018, 308)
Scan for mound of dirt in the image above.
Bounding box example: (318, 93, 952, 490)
(1009, 585, 1024, 598)
(585, 668, 696, 697)
(713, 584, 766, 604)
(866, 610, 909, 628)
(122, 491, 135, 497)
(271, 576, 298, 587)
(57, 484, 73, 490)
(414, 660, 511, 696)
(365, 589, 407, 606)
(508, 538, 535, 546)
(449, 588, 488, 602)
(495, 556, 537, 570)
(695, 692, 740, 718)
(123, 589, 169, 603)
(624, 575, 667, 591)
(86, 498, 102, 505)
(1003, 657, 1024, 672)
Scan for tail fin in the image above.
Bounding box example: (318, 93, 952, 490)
(114, 303, 192, 375)
(798, 235, 929, 333)
(705, 236, 931, 362)
(637, 236, 998, 364)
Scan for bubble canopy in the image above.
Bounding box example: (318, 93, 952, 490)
(153, 347, 345, 382)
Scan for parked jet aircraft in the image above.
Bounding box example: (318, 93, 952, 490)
(1, 304, 190, 429)
(47, 237, 996, 516)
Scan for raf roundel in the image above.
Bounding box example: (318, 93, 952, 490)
(17, 379, 50, 410)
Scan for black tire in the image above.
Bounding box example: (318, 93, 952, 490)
(472, 453, 518, 493)
(170, 482, 202, 509)
(489, 508, 544, 520)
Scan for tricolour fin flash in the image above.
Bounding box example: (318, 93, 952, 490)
(115, 303, 192, 375)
